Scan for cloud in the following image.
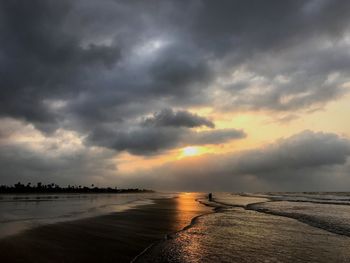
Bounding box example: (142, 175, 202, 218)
(0, 119, 116, 185)
(188, 129, 246, 145)
(88, 125, 245, 155)
(231, 130, 350, 175)
(1, 1, 350, 188)
(143, 108, 214, 128)
(190, 0, 350, 112)
(122, 131, 350, 191)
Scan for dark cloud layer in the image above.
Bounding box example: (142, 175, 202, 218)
(1, 0, 350, 131)
(88, 125, 245, 155)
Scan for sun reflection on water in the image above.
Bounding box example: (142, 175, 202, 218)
(171, 192, 210, 262)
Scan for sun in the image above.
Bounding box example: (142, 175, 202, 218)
(179, 146, 211, 159)
(182, 146, 200, 157)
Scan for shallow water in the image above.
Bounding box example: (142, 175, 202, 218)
(257, 192, 350, 205)
(141, 207, 350, 263)
(140, 192, 350, 263)
(214, 193, 350, 236)
(251, 200, 350, 236)
(0, 192, 174, 239)
(212, 192, 269, 207)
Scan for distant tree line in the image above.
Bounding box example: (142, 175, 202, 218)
(0, 182, 153, 194)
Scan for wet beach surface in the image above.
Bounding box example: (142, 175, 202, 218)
(0, 193, 211, 263)
(0, 193, 164, 239)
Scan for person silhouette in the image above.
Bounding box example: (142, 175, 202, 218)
(208, 193, 212, 201)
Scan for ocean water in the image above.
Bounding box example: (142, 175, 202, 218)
(139, 192, 350, 263)
(0, 192, 174, 239)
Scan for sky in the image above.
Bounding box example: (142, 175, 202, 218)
(1, 0, 350, 191)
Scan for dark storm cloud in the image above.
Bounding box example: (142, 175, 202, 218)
(124, 131, 350, 191)
(88, 126, 183, 155)
(143, 109, 214, 128)
(88, 125, 245, 155)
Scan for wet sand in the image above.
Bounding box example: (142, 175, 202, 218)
(0, 193, 211, 263)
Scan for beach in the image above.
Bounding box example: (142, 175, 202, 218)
(0, 193, 211, 263)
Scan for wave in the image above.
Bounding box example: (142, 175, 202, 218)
(210, 193, 350, 238)
(247, 202, 350, 237)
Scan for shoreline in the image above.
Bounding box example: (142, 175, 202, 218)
(0, 190, 154, 195)
(0, 193, 211, 263)
(0, 198, 156, 240)
(132, 198, 216, 262)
